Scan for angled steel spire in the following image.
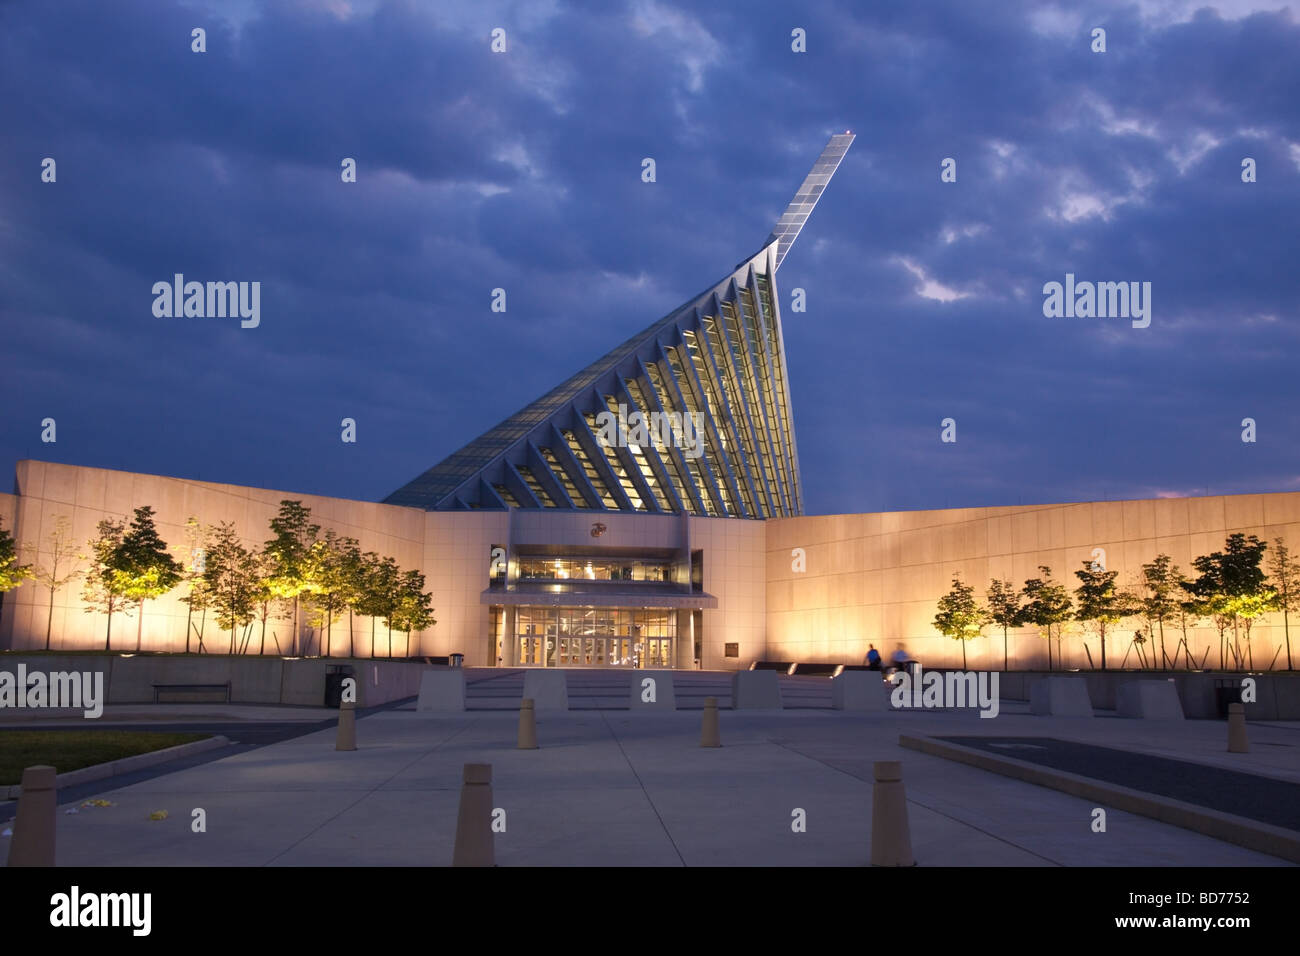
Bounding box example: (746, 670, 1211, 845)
(766, 132, 854, 271)
(384, 136, 854, 517)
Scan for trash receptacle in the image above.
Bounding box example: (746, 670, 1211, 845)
(325, 665, 355, 708)
(449, 653, 464, 668)
(1214, 680, 1241, 718)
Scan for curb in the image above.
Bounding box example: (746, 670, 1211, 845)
(3, 735, 231, 800)
(899, 733, 1300, 864)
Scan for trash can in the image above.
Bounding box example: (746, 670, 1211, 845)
(324, 665, 355, 708)
(449, 653, 464, 668)
(1214, 679, 1241, 718)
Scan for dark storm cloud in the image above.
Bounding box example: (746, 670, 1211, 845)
(0, 0, 1297, 514)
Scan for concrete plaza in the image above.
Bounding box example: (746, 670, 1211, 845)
(3, 671, 1296, 867)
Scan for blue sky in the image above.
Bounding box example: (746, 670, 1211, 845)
(2, 0, 1298, 516)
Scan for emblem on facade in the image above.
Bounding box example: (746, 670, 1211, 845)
(591, 521, 607, 538)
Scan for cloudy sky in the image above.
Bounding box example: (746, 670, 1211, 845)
(2, 0, 1297, 516)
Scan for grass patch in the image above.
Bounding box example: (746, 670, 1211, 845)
(0, 731, 210, 785)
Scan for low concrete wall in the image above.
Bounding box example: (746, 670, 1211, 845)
(0, 654, 427, 708)
(628, 671, 675, 710)
(999, 670, 1300, 720)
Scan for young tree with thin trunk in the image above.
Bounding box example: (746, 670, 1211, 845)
(1074, 560, 1139, 670)
(203, 522, 258, 655)
(985, 579, 1020, 670)
(933, 573, 988, 669)
(178, 517, 212, 654)
(1017, 566, 1073, 671)
(250, 549, 286, 656)
(83, 517, 130, 650)
(263, 501, 320, 656)
(1186, 534, 1270, 670)
(0, 520, 34, 634)
(1139, 555, 1183, 670)
(114, 506, 183, 652)
(356, 553, 400, 658)
(1269, 537, 1298, 670)
(22, 515, 83, 650)
(391, 569, 436, 658)
(1173, 595, 1204, 669)
(307, 530, 359, 658)
(338, 542, 366, 658)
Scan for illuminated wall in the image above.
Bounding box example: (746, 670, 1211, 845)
(766, 495, 1300, 670)
(5, 459, 1299, 673)
(0, 460, 425, 657)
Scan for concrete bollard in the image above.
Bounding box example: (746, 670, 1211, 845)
(7, 765, 57, 867)
(700, 696, 721, 748)
(452, 763, 495, 867)
(870, 761, 915, 867)
(517, 698, 538, 750)
(1227, 702, 1249, 753)
(336, 700, 357, 751)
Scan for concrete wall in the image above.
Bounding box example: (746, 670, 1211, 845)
(767, 494, 1300, 671)
(0, 653, 428, 707)
(0, 460, 427, 655)
(690, 516, 765, 670)
(422, 510, 509, 665)
(7, 459, 1300, 677)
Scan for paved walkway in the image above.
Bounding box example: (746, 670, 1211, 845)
(6, 702, 1296, 866)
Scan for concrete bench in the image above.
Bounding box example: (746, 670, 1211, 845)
(1117, 680, 1184, 719)
(152, 682, 231, 704)
(831, 670, 889, 710)
(732, 670, 783, 709)
(1029, 676, 1093, 716)
(790, 662, 844, 676)
(750, 661, 797, 674)
(416, 669, 466, 711)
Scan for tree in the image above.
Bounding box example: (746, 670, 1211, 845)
(1185, 534, 1271, 670)
(1074, 560, 1140, 670)
(933, 574, 988, 669)
(203, 522, 258, 654)
(82, 517, 130, 650)
(115, 506, 183, 651)
(1139, 555, 1184, 670)
(985, 579, 1020, 670)
(20, 516, 81, 650)
(338, 542, 367, 658)
(390, 569, 436, 658)
(1, 518, 34, 597)
(1268, 537, 1298, 671)
(1173, 594, 1204, 669)
(306, 530, 360, 658)
(249, 548, 287, 656)
(1017, 566, 1073, 670)
(178, 517, 212, 654)
(357, 554, 401, 658)
(263, 501, 320, 656)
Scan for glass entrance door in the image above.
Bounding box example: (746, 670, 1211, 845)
(513, 606, 677, 667)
